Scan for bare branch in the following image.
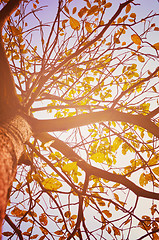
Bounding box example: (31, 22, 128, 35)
(111, 66, 159, 108)
(30, 109, 159, 138)
(4, 215, 23, 240)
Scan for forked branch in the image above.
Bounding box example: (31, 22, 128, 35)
(37, 132, 159, 201)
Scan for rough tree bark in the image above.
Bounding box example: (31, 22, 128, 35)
(0, 0, 31, 237)
(0, 116, 32, 237)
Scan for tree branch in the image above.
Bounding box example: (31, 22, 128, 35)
(4, 215, 23, 240)
(37, 132, 159, 201)
(0, 0, 22, 28)
(26, 0, 134, 108)
(31, 108, 159, 138)
(111, 66, 159, 108)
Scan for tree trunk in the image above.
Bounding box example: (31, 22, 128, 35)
(0, 114, 32, 238)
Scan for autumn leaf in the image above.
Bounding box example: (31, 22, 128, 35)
(130, 13, 136, 18)
(39, 213, 48, 226)
(148, 156, 158, 166)
(85, 22, 92, 33)
(62, 162, 77, 173)
(139, 173, 151, 186)
(105, 2, 112, 8)
(9, 26, 21, 35)
(30, 235, 38, 239)
(64, 5, 69, 14)
(152, 167, 159, 176)
(90, 152, 105, 163)
(138, 55, 145, 62)
(87, 5, 98, 16)
(54, 230, 63, 235)
(42, 178, 62, 190)
(62, 19, 68, 28)
(125, 4, 131, 13)
(70, 17, 80, 30)
(152, 86, 157, 93)
(33, 3, 37, 9)
(2, 232, 13, 237)
(11, 207, 26, 217)
(64, 211, 71, 218)
(40, 227, 48, 235)
(78, 7, 87, 18)
(153, 42, 159, 50)
(112, 226, 120, 236)
(102, 210, 112, 218)
(72, 7, 77, 14)
(131, 34, 141, 45)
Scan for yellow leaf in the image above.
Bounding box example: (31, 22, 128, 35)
(153, 42, 159, 50)
(125, 4, 131, 13)
(152, 167, 159, 176)
(42, 178, 62, 190)
(62, 162, 77, 173)
(131, 34, 141, 45)
(139, 173, 148, 187)
(70, 17, 80, 30)
(90, 152, 105, 163)
(87, 5, 98, 16)
(148, 156, 158, 166)
(105, 2, 112, 8)
(102, 210, 112, 218)
(85, 22, 92, 33)
(138, 55, 145, 62)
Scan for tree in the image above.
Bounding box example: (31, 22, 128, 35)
(0, 0, 159, 239)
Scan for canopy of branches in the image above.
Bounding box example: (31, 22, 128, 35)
(1, 0, 159, 239)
